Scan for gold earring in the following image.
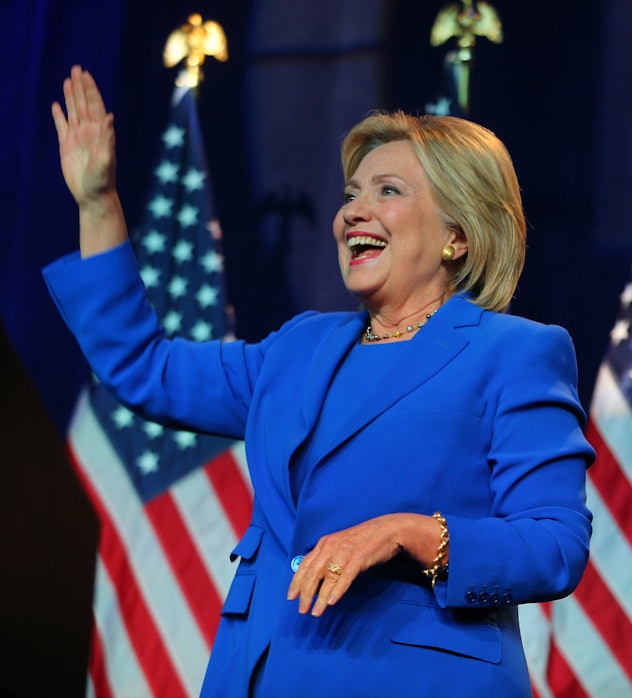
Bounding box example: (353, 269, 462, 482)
(441, 244, 455, 261)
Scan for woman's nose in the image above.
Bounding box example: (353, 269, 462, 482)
(343, 194, 371, 225)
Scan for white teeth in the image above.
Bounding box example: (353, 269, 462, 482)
(346, 235, 387, 248)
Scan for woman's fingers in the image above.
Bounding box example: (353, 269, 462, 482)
(61, 75, 76, 129)
(51, 101, 68, 141)
(82, 70, 108, 122)
(60, 66, 105, 130)
(70, 65, 88, 124)
(287, 515, 417, 617)
(289, 552, 351, 616)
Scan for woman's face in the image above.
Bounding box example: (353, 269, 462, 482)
(333, 140, 460, 314)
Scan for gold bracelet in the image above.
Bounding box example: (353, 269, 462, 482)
(422, 512, 450, 589)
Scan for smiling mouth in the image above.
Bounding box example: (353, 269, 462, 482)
(347, 234, 387, 260)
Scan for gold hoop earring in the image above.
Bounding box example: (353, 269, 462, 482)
(441, 245, 455, 261)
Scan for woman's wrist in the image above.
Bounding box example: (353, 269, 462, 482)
(79, 190, 128, 258)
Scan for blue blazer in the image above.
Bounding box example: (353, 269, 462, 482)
(44, 241, 594, 698)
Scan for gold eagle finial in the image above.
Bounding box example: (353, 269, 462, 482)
(430, 0, 502, 114)
(164, 13, 228, 88)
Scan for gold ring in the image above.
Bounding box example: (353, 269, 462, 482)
(327, 562, 344, 576)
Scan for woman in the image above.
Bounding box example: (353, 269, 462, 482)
(45, 66, 593, 698)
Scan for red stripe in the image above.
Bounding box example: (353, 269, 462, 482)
(88, 613, 115, 698)
(572, 560, 632, 681)
(67, 443, 188, 698)
(546, 638, 590, 698)
(146, 491, 223, 647)
(585, 419, 632, 546)
(205, 450, 253, 537)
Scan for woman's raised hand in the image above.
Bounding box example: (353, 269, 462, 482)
(51, 65, 116, 208)
(52, 66, 127, 257)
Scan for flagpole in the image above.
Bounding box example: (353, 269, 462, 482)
(429, 0, 503, 116)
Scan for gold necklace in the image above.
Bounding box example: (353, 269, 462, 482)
(364, 310, 437, 342)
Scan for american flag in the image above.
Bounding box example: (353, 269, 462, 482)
(67, 84, 253, 698)
(520, 277, 632, 697)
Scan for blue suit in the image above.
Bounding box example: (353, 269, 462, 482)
(44, 241, 593, 698)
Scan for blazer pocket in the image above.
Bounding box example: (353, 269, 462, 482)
(230, 524, 265, 563)
(390, 601, 501, 664)
(222, 525, 265, 617)
(222, 573, 256, 616)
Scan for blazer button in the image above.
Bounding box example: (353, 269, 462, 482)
(465, 590, 477, 604)
(502, 593, 513, 605)
(290, 555, 304, 572)
(478, 591, 490, 605)
(489, 592, 500, 606)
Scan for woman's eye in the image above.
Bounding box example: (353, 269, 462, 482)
(381, 184, 399, 196)
(342, 191, 356, 204)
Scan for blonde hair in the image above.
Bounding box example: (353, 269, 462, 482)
(341, 111, 526, 312)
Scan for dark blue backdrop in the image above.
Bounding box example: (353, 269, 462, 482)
(2, 0, 631, 434)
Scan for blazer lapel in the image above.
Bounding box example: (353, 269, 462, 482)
(299, 311, 368, 434)
(318, 294, 484, 458)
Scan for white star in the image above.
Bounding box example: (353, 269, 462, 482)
(201, 250, 224, 274)
(182, 168, 206, 192)
(162, 125, 185, 148)
(155, 160, 179, 184)
(621, 283, 632, 307)
(148, 195, 174, 219)
(140, 265, 161, 288)
(191, 320, 213, 341)
(610, 319, 630, 345)
(142, 230, 167, 254)
(168, 276, 188, 298)
(137, 450, 159, 475)
(172, 239, 194, 263)
(163, 310, 183, 334)
(111, 405, 134, 428)
(177, 204, 199, 228)
(143, 421, 164, 439)
(197, 284, 219, 308)
(173, 430, 197, 449)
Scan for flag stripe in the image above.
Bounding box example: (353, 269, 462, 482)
(87, 612, 116, 698)
(570, 560, 632, 680)
(145, 491, 222, 648)
(585, 419, 632, 547)
(549, 593, 631, 697)
(170, 465, 242, 599)
(90, 556, 154, 698)
(589, 363, 632, 478)
(583, 479, 632, 620)
(206, 448, 254, 537)
(546, 637, 590, 698)
(519, 602, 553, 698)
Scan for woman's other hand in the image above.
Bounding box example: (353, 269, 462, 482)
(287, 512, 443, 617)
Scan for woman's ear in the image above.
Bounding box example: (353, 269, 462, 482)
(449, 228, 468, 260)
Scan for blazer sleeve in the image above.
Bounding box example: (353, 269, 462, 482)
(42, 240, 311, 439)
(435, 322, 594, 609)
